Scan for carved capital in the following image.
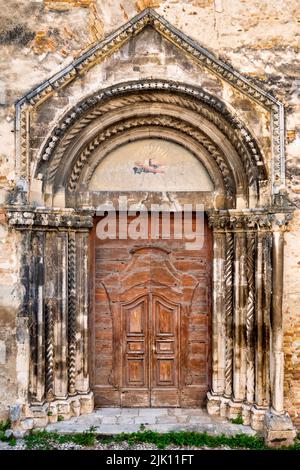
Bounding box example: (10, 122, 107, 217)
(270, 212, 293, 232)
(7, 209, 94, 229)
(208, 210, 288, 232)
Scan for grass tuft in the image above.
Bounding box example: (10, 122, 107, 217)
(0, 420, 14, 444)
(230, 415, 244, 425)
(24, 429, 96, 450)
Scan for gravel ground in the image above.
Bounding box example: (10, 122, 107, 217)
(0, 439, 233, 451)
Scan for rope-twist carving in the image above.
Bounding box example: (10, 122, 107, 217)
(224, 232, 234, 397)
(68, 232, 77, 395)
(45, 299, 55, 400)
(246, 232, 256, 403)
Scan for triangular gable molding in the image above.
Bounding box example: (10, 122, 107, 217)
(14, 8, 285, 192)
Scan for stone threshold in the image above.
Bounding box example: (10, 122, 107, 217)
(45, 407, 257, 437)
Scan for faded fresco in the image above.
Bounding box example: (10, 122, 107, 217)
(89, 139, 214, 191)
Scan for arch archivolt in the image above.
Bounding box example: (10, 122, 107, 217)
(36, 84, 268, 210)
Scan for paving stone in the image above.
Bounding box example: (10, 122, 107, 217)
(46, 425, 83, 434)
(156, 415, 179, 424)
(95, 408, 121, 416)
(168, 408, 207, 416)
(134, 416, 157, 425)
(101, 416, 118, 424)
(175, 415, 190, 424)
(138, 408, 168, 416)
(189, 415, 213, 424)
(97, 424, 140, 434)
(147, 424, 187, 433)
(117, 416, 136, 425)
(120, 408, 139, 416)
(187, 409, 207, 416)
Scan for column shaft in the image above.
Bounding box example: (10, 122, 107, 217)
(211, 230, 226, 395)
(271, 230, 284, 414)
(233, 230, 247, 402)
(246, 231, 256, 404)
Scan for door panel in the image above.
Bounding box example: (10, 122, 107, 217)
(151, 295, 179, 405)
(122, 296, 148, 389)
(90, 213, 212, 407)
(121, 296, 149, 406)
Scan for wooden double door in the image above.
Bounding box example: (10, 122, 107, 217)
(121, 292, 180, 406)
(90, 213, 212, 407)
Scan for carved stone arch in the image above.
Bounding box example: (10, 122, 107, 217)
(37, 82, 267, 210)
(37, 82, 266, 184)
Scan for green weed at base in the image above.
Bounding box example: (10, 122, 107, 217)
(22, 429, 300, 451)
(24, 429, 96, 450)
(0, 420, 15, 446)
(112, 430, 267, 450)
(230, 415, 244, 425)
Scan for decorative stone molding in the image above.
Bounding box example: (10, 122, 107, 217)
(8, 213, 93, 434)
(68, 232, 77, 396)
(45, 299, 55, 401)
(207, 210, 293, 232)
(246, 231, 256, 405)
(207, 393, 267, 430)
(224, 232, 234, 398)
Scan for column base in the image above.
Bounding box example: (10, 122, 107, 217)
(9, 392, 94, 437)
(264, 411, 297, 448)
(206, 392, 222, 416)
(206, 392, 268, 431)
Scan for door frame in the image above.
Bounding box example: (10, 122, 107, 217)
(89, 211, 213, 408)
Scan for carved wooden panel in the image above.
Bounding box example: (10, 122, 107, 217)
(151, 296, 179, 404)
(122, 296, 148, 389)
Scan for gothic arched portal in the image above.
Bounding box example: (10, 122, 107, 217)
(7, 9, 295, 443)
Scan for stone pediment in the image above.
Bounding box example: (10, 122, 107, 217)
(14, 8, 285, 209)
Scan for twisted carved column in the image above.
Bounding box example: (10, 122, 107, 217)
(246, 232, 256, 404)
(224, 232, 234, 398)
(45, 299, 55, 400)
(29, 231, 46, 403)
(68, 232, 77, 395)
(75, 230, 90, 393)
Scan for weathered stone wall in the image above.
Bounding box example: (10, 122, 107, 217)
(0, 0, 299, 424)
